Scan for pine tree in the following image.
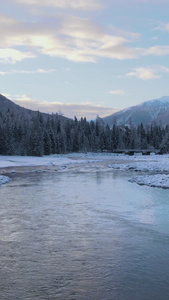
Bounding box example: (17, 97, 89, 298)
(43, 129, 52, 155)
(28, 116, 44, 156)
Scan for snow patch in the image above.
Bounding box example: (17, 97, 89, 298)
(0, 175, 11, 185)
(108, 154, 169, 188)
(129, 174, 169, 189)
(108, 156, 169, 173)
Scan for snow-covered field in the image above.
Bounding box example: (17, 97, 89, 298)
(0, 153, 169, 189)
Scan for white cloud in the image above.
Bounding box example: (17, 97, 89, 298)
(151, 37, 158, 40)
(1, 93, 11, 99)
(1, 14, 169, 64)
(126, 65, 169, 80)
(0, 14, 140, 63)
(109, 26, 141, 39)
(13, 0, 103, 10)
(0, 68, 56, 75)
(108, 90, 125, 95)
(0, 48, 35, 64)
(154, 22, 169, 32)
(10, 94, 118, 119)
(145, 46, 169, 56)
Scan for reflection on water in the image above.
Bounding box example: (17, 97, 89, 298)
(0, 171, 169, 300)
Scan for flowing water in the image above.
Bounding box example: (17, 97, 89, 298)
(0, 170, 169, 300)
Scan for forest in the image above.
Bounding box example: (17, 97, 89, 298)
(0, 108, 169, 156)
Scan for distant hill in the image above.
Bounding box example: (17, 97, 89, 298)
(1, 94, 169, 155)
(0, 94, 29, 114)
(102, 96, 169, 127)
(0, 94, 69, 123)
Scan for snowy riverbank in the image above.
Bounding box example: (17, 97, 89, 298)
(107, 153, 169, 188)
(0, 175, 11, 185)
(0, 153, 169, 189)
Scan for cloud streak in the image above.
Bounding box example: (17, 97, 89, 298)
(13, 0, 103, 10)
(126, 65, 169, 80)
(0, 48, 35, 64)
(108, 90, 125, 95)
(154, 22, 169, 32)
(10, 94, 118, 119)
(1, 7, 169, 64)
(0, 68, 56, 75)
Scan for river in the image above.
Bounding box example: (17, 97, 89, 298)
(0, 170, 169, 300)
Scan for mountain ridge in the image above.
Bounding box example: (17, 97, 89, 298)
(0, 94, 70, 123)
(1, 94, 169, 127)
(103, 96, 169, 127)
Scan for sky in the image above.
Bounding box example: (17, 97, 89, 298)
(1, 0, 169, 119)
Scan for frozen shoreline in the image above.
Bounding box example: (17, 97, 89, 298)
(0, 175, 11, 185)
(0, 153, 169, 189)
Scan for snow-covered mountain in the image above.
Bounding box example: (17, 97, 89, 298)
(103, 96, 169, 127)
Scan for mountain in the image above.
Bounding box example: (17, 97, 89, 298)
(103, 96, 169, 127)
(0, 94, 29, 114)
(0, 94, 69, 123)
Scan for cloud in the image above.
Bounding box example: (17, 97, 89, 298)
(145, 46, 169, 56)
(0, 68, 56, 75)
(2, 93, 11, 99)
(1, 13, 169, 64)
(151, 37, 158, 40)
(9, 94, 118, 119)
(126, 65, 169, 80)
(109, 26, 141, 39)
(154, 22, 169, 32)
(104, 0, 169, 4)
(13, 0, 103, 10)
(0, 48, 35, 64)
(0, 14, 140, 63)
(108, 90, 125, 95)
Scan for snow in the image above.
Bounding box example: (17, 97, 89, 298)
(0, 152, 134, 169)
(0, 155, 72, 168)
(129, 174, 169, 188)
(1, 153, 169, 189)
(108, 154, 169, 189)
(108, 159, 169, 173)
(0, 175, 11, 185)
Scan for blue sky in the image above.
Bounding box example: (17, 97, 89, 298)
(1, 0, 169, 119)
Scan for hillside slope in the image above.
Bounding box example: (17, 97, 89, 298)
(103, 96, 169, 127)
(0, 94, 69, 124)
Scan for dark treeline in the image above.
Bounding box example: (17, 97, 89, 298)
(0, 109, 169, 156)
